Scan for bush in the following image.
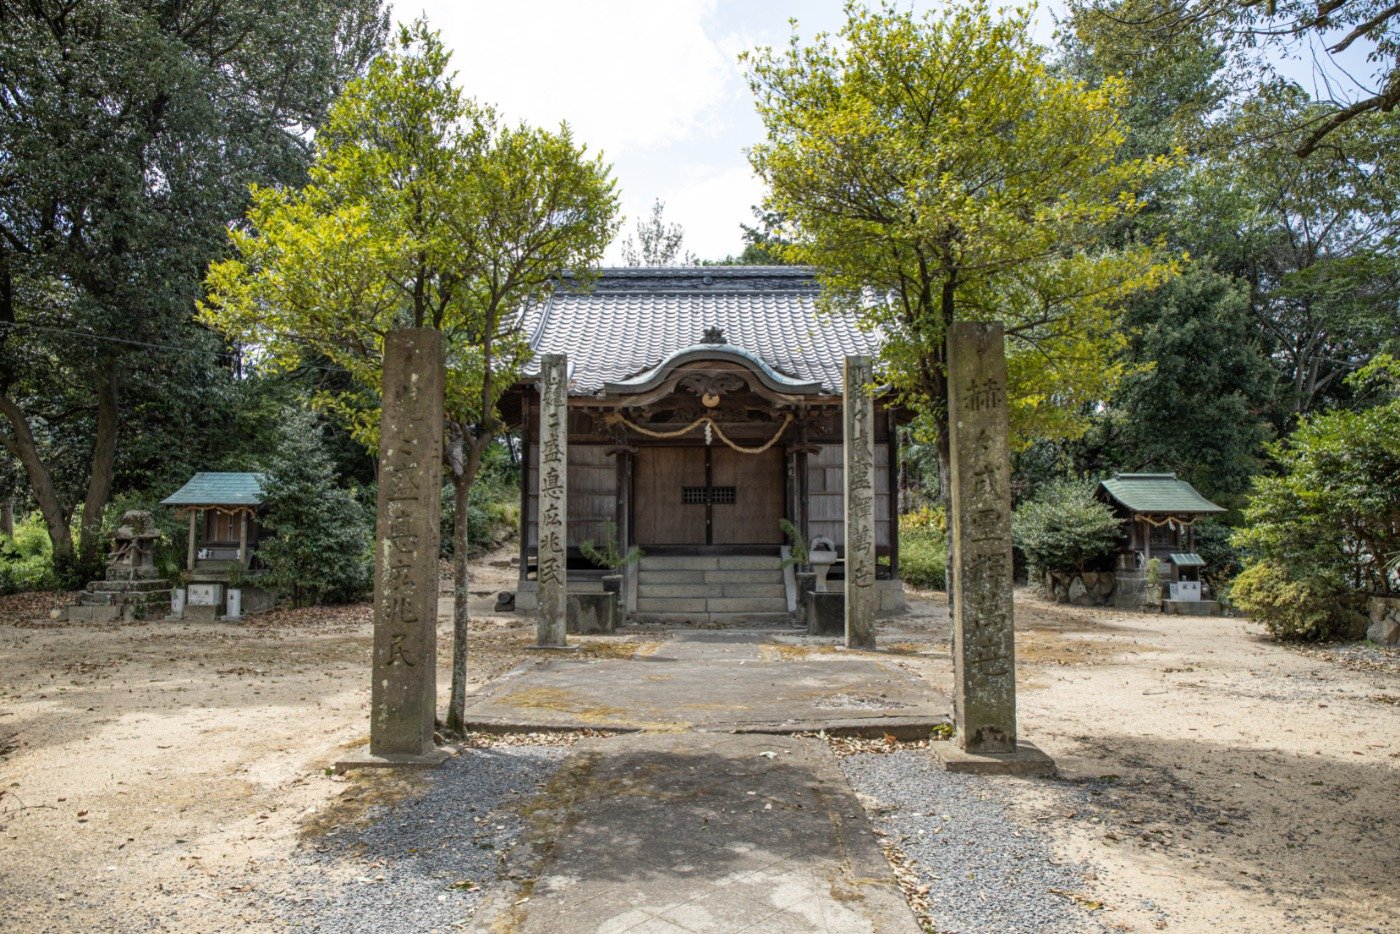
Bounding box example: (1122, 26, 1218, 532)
(1191, 519, 1241, 597)
(258, 412, 373, 606)
(0, 512, 58, 594)
(901, 527, 947, 590)
(1230, 560, 1353, 642)
(1012, 479, 1121, 575)
(440, 441, 522, 558)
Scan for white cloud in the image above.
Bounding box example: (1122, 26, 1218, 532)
(609, 163, 765, 263)
(407, 0, 733, 156)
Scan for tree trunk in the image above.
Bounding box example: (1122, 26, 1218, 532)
(77, 361, 120, 573)
(1, 498, 12, 538)
(445, 422, 488, 736)
(0, 390, 76, 573)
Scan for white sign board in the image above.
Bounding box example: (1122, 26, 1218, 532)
(188, 583, 222, 607)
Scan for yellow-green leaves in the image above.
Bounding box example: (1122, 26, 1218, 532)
(200, 21, 618, 451)
(746, 0, 1178, 447)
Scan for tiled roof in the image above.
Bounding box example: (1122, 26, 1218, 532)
(161, 472, 265, 507)
(1099, 473, 1224, 515)
(521, 267, 881, 395)
(1169, 553, 1206, 566)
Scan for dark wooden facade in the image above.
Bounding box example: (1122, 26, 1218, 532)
(509, 356, 901, 575)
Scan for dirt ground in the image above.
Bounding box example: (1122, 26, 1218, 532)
(1, 558, 1396, 933)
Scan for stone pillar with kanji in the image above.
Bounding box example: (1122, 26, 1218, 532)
(843, 355, 877, 649)
(341, 328, 449, 771)
(936, 322, 1054, 776)
(536, 353, 569, 647)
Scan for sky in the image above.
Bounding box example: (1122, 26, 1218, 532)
(401, 1, 1380, 264)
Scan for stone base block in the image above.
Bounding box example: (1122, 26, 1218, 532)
(333, 746, 453, 774)
(807, 590, 845, 636)
(933, 740, 1056, 778)
(876, 578, 907, 616)
(567, 592, 616, 634)
(1162, 599, 1221, 617)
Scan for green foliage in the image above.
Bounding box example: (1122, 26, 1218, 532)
(1191, 519, 1242, 595)
(779, 519, 808, 568)
(1229, 561, 1349, 642)
(439, 443, 521, 557)
(900, 527, 947, 591)
(201, 21, 620, 454)
(257, 413, 373, 606)
(0, 0, 387, 569)
(1234, 397, 1400, 600)
(621, 199, 695, 267)
(1012, 480, 1122, 574)
(745, 0, 1176, 450)
(0, 513, 58, 594)
(580, 520, 643, 571)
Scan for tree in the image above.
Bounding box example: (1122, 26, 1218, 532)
(257, 411, 373, 606)
(1234, 358, 1400, 598)
(201, 23, 619, 733)
(1178, 87, 1400, 418)
(1073, 264, 1275, 504)
(621, 199, 695, 266)
(744, 1, 1175, 512)
(0, 0, 387, 580)
(1078, 0, 1400, 157)
(1012, 479, 1123, 575)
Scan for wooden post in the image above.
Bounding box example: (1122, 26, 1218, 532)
(238, 510, 248, 569)
(187, 511, 197, 572)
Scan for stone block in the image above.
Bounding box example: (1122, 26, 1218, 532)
(807, 590, 845, 636)
(933, 740, 1056, 778)
(876, 578, 907, 616)
(705, 597, 788, 614)
(638, 569, 706, 585)
(718, 584, 787, 598)
(844, 355, 878, 649)
(705, 569, 783, 584)
(637, 598, 707, 614)
(567, 592, 616, 635)
(1368, 596, 1400, 645)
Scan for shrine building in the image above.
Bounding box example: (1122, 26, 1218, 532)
(500, 266, 907, 624)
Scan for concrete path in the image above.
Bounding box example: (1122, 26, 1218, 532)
(472, 732, 922, 934)
(460, 631, 946, 737)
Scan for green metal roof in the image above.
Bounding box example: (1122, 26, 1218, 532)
(161, 472, 265, 507)
(1099, 473, 1224, 515)
(1169, 553, 1206, 567)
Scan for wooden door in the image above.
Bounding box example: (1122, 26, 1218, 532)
(634, 447, 707, 545)
(711, 447, 785, 545)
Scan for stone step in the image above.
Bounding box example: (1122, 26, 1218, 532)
(635, 596, 790, 615)
(636, 568, 784, 586)
(89, 580, 172, 594)
(638, 583, 785, 599)
(630, 611, 797, 625)
(638, 555, 782, 571)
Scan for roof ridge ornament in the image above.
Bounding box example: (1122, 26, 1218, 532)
(701, 325, 725, 344)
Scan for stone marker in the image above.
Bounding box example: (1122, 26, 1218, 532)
(536, 353, 569, 647)
(339, 329, 449, 772)
(844, 355, 877, 649)
(936, 322, 1053, 777)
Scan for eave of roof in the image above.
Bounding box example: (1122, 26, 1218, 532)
(1099, 473, 1225, 514)
(161, 472, 266, 507)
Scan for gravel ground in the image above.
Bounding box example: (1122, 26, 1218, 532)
(840, 749, 1108, 934)
(272, 745, 565, 933)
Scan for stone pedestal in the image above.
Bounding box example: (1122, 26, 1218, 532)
(947, 322, 1023, 762)
(843, 355, 877, 649)
(933, 740, 1056, 778)
(358, 329, 446, 768)
(807, 590, 845, 636)
(567, 592, 616, 634)
(536, 353, 569, 647)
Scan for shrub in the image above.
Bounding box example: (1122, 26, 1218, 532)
(1230, 561, 1352, 642)
(901, 527, 947, 590)
(258, 412, 373, 606)
(1012, 480, 1121, 575)
(0, 512, 58, 594)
